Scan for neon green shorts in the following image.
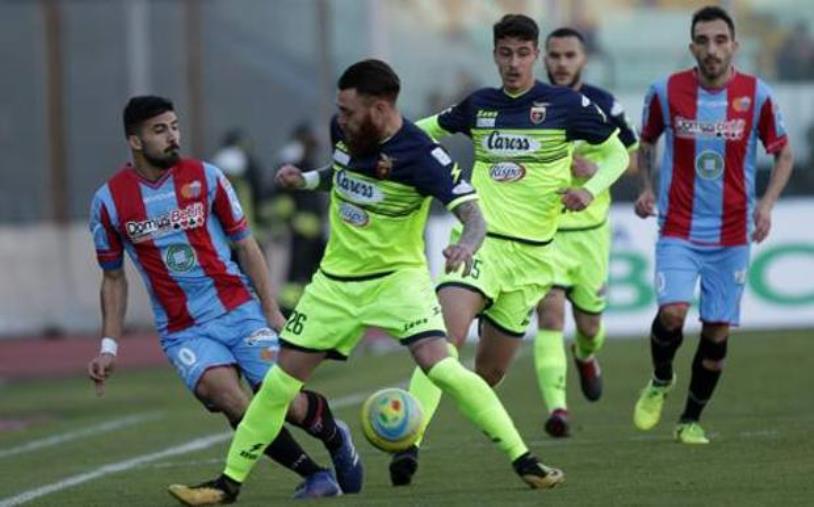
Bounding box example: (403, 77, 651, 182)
(280, 268, 446, 359)
(437, 230, 556, 336)
(551, 220, 611, 313)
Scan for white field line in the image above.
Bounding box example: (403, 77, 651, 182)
(0, 391, 369, 507)
(0, 412, 163, 459)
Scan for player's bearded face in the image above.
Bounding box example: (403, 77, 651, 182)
(343, 112, 379, 156)
(545, 36, 586, 88)
(142, 139, 181, 169)
(337, 90, 381, 157)
(138, 112, 181, 170)
(691, 20, 737, 82)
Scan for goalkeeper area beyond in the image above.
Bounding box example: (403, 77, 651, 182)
(0, 329, 811, 505)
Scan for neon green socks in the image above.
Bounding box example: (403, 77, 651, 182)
(407, 343, 457, 445)
(224, 365, 303, 482)
(534, 329, 567, 412)
(427, 357, 528, 461)
(575, 323, 606, 359)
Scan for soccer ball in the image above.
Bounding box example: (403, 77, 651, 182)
(360, 388, 424, 453)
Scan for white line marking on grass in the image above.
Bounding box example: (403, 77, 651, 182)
(0, 412, 163, 459)
(0, 391, 368, 506)
(0, 432, 233, 507)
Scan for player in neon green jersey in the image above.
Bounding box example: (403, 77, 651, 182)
(390, 14, 629, 486)
(167, 59, 564, 506)
(533, 27, 639, 438)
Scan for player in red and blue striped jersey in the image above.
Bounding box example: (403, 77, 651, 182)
(632, 6, 794, 444)
(86, 96, 362, 497)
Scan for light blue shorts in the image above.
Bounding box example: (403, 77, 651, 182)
(161, 300, 279, 393)
(655, 237, 750, 325)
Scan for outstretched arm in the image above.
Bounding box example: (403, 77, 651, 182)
(275, 164, 334, 192)
(444, 200, 486, 276)
(416, 115, 453, 142)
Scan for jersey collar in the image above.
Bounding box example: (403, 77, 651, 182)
(501, 80, 540, 99)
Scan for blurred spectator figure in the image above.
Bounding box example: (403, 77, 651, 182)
(776, 22, 814, 81)
(212, 129, 265, 239)
(268, 123, 327, 314)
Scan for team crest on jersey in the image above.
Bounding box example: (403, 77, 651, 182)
(375, 153, 395, 179)
(338, 202, 369, 227)
(695, 150, 725, 180)
(732, 96, 752, 112)
(165, 244, 197, 272)
(180, 180, 202, 199)
(529, 102, 548, 124)
(125, 202, 205, 243)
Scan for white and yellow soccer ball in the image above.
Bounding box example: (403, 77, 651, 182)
(360, 388, 424, 453)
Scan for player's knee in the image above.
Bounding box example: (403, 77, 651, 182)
(537, 307, 565, 330)
(651, 313, 683, 347)
(658, 304, 688, 331)
(445, 325, 469, 348)
(537, 291, 565, 330)
(285, 391, 309, 424)
(576, 316, 601, 339)
(475, 364, 506, 387)
(196, 382, 248, 420)
(697, 335, 728, 371)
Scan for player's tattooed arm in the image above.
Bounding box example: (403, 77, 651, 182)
(634, 141, 658, 218)
(445, 200, 486, 275)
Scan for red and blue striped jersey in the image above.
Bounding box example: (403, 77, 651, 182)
(89, 159, 254, 333)
(641, 68, 788, 246)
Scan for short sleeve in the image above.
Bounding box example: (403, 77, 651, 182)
(608, 98, 639, 149)
(640, 84, 665, 143)
(756, 82, 788, 154)
(412, 145, 478, 210)
(565, 93, 617, 144)
(435, 95, 475, 137)
(205, 162, 250, 241)
(89, 189, 124, 270)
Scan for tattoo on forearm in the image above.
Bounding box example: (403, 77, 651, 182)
(638, 143, 657, 190)
(453, 200, 486, 252)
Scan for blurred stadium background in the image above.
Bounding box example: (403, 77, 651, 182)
(1, 0, 813, 338)
(0, 1, 812, 504)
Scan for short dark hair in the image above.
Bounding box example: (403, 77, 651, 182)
(123, 95, 174, 137)
(691, 5, 735, 39)
(546, 27, 585, 46)
(337, 59, 400, 103)
(493, 14, 539, 46)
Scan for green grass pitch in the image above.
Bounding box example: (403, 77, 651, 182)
(1, 329, 812, 506)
